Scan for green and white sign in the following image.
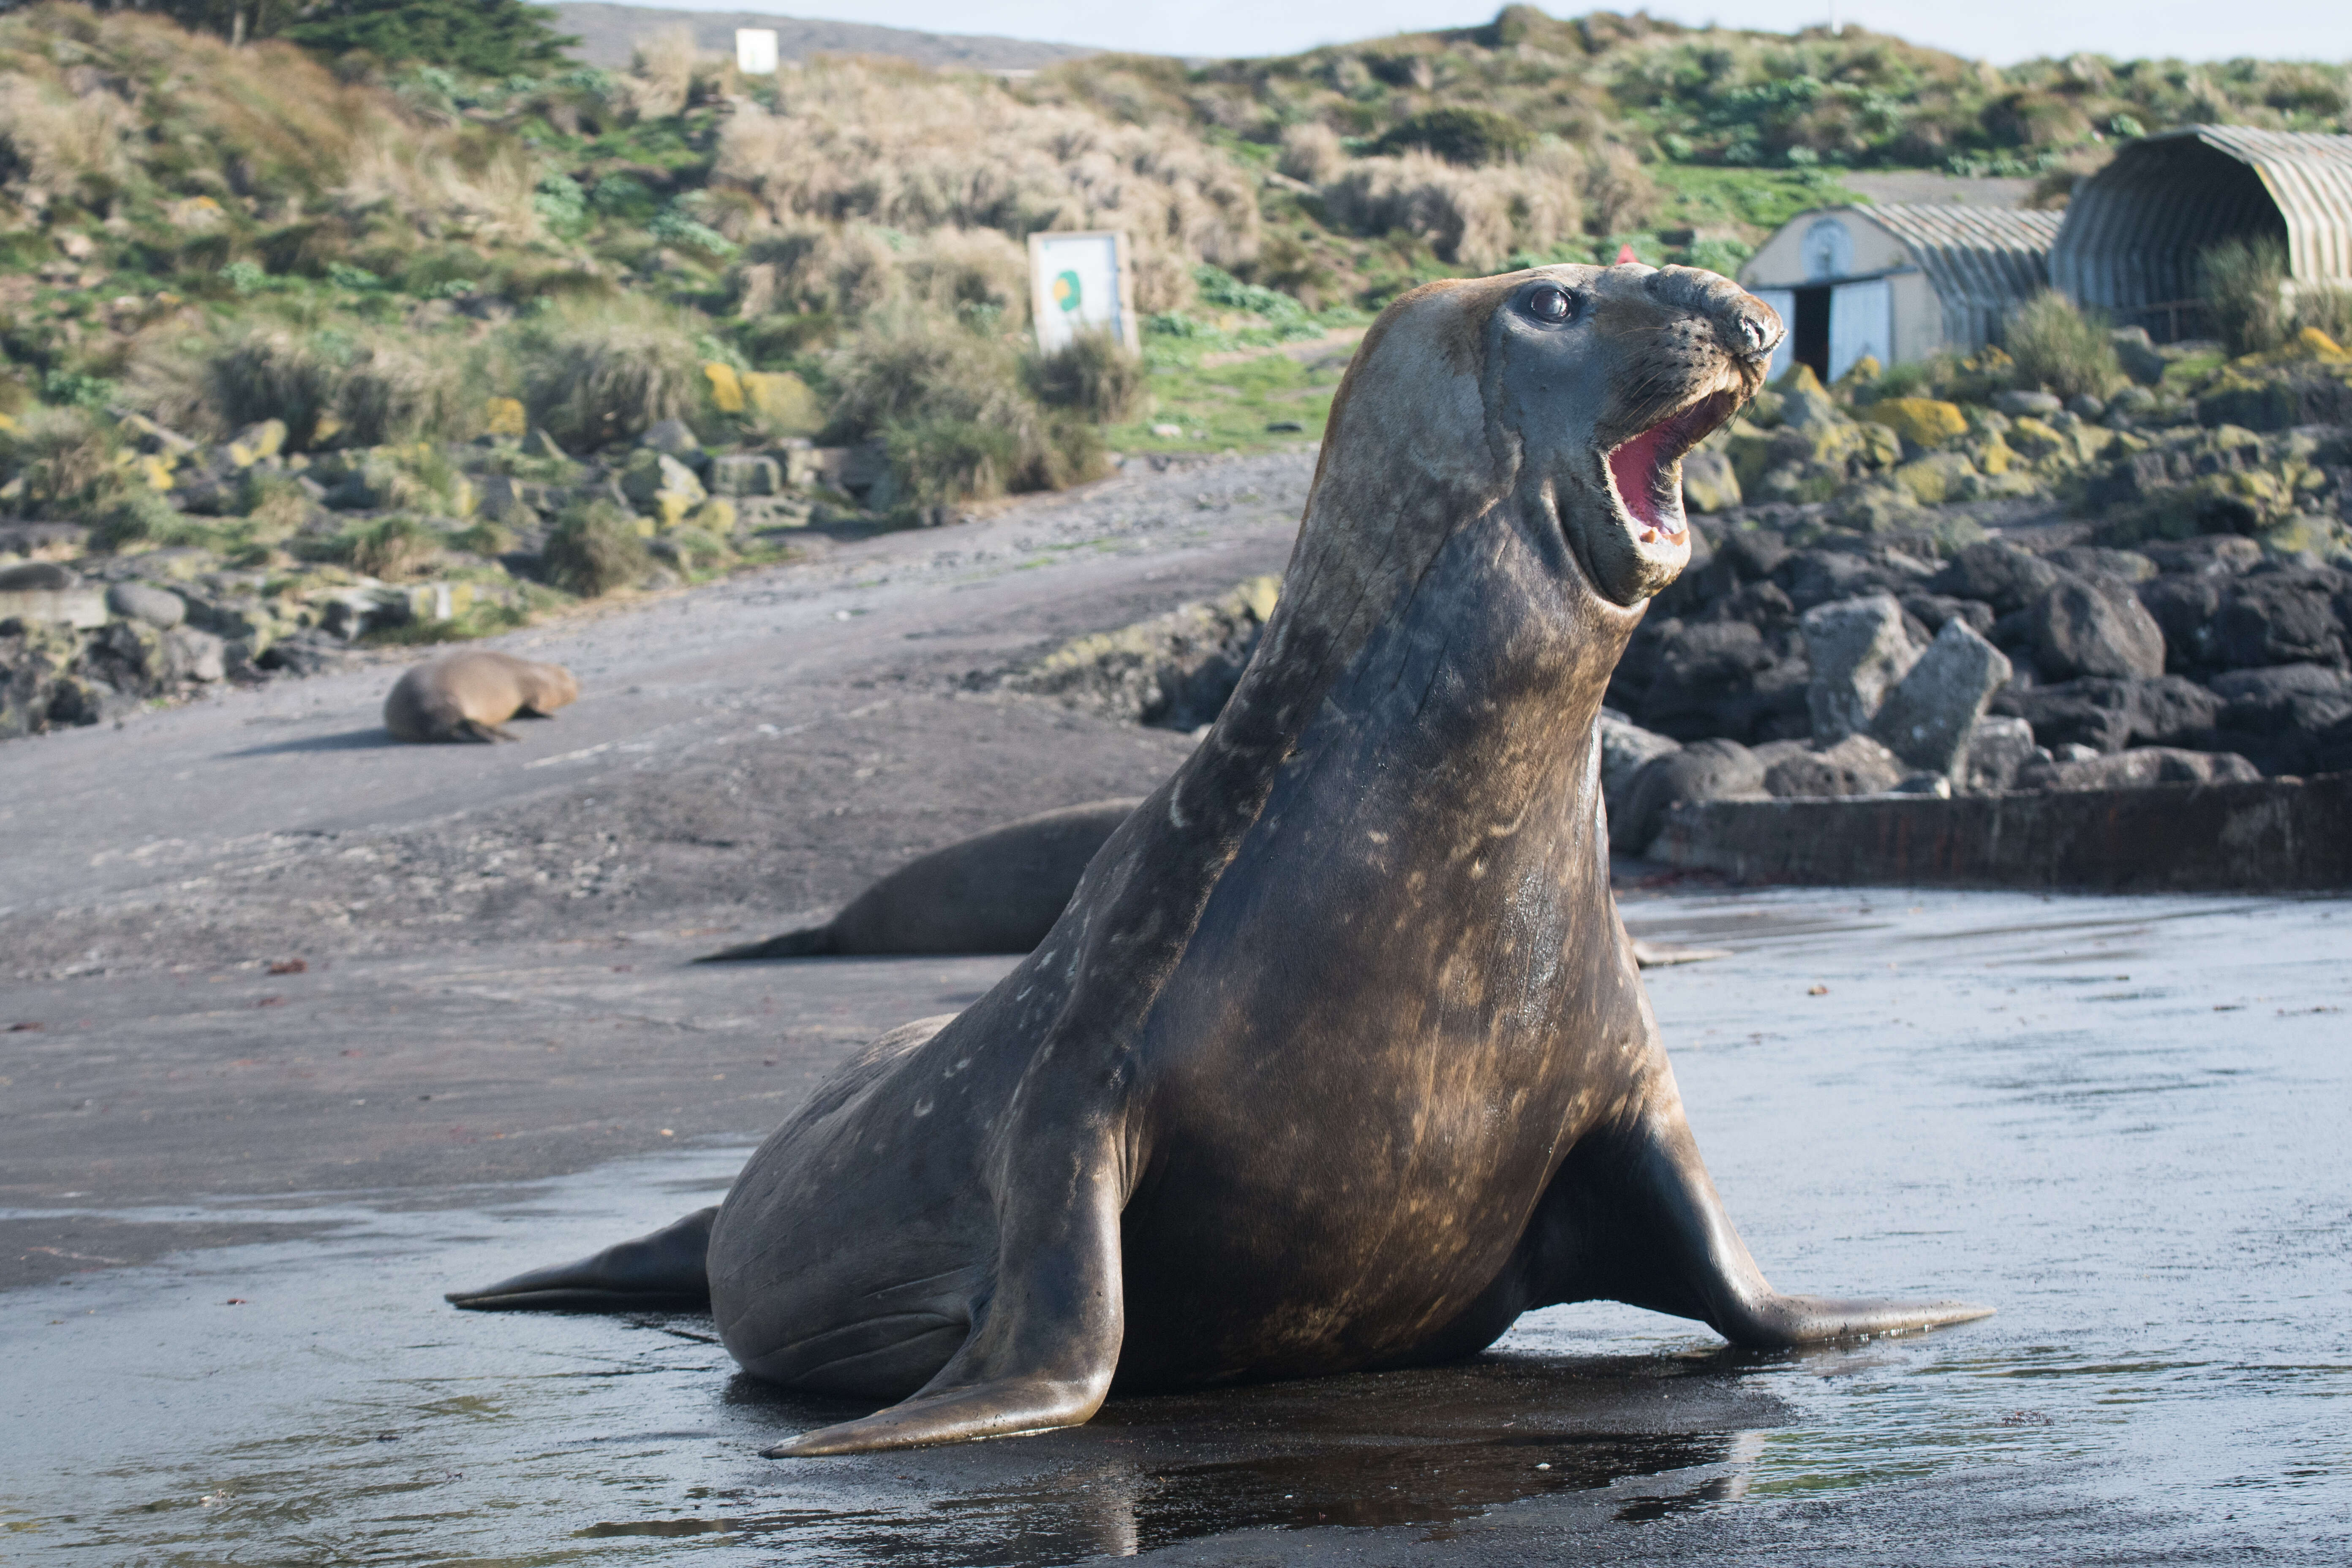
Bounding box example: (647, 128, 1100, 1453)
(1027, 231, 1137, 354)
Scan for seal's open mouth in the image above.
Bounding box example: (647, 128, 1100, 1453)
(1603, 390, 1738, 539)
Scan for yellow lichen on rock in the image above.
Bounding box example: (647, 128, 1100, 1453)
(704, 362, 746, 414)
(1865, 398, 1969, 449)
(483, 397, 528, 438)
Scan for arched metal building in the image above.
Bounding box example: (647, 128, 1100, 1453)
(1739, 204, 2064, 381)
(2047, 126, 2352, 342)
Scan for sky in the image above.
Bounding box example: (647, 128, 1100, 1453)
(616, 1, 2352, 65)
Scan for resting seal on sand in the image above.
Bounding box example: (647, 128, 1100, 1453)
(383, 651, 578, 743)
(452, 263, 1988, 1454)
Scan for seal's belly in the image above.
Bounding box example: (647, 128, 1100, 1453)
(1112, 1038, 1587, 1386)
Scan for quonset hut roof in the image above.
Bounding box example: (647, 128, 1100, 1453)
(2049, 125, 2352, 327)
(1859, 204, 2066, 350)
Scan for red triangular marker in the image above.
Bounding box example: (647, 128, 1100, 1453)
(1615, 243, 1640, 264)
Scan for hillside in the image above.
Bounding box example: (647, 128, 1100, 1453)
(550, 3, 1094, 73)
(1, 3, 2347, 746)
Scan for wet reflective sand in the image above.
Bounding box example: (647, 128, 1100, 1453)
(5, 887, 2347, 1564)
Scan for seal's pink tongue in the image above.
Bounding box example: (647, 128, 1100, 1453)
(1607, 422, 1678, 532)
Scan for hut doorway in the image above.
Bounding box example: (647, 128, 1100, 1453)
(1791, 285, 1832, 380)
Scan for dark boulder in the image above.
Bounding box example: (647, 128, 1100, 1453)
(1779, 549, 1918, 613)
(2016, 747, 2262, 792)
(1760, 733, 1908, 798)
(1997, 676, 2223, 755)
(1901, 594, 1996, 638)
(2025, 577, 2167, 681)
(2137, 574, 2223, 670)
(2211, 569, 2350, 671)
(1614, 738, 1765, 855)
(1928, 540, 2062, 615)
(1625, 619, 1780, 742)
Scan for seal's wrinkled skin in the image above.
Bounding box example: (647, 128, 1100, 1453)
(450, 265, 1990, 1455)
(383, 651, 578, 743)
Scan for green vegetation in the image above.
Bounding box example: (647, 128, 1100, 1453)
(2004, 292, 2123, 400)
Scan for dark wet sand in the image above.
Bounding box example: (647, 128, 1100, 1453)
(5, 892, 2346, 1564)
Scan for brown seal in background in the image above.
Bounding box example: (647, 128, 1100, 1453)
(383, 651, 579, 743)
(451, 263, 1989, 1455)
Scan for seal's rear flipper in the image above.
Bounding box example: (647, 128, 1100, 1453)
(455, 718, 516, 743)
(1538, 1110, 1992, 1347)
(447, 1206, 717, 1311)
(696, 925, 838, 962)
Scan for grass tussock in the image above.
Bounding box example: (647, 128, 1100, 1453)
(542, 501, 652, 597)
(0, 406, 120, 519)
(514, 296, 706, 452)
(2004, 291, 2123, 400)
(2201, 237, 2291, 357)
(827, 311, 1106, 511)
(2295, 281, 2352, 349)
(1317, 142, 1655, 271)
(131, 324, 470, 449)
(1031, 331, 1151, 424)
(713, 59, 1259, 312)
(344, 515, 444, 580)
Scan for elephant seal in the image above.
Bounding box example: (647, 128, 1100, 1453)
(451, 263, 1989, 1455)
(700, 799, 1144, 960)
(383, 651, 578, 743)
(702, 794, 1723, 966)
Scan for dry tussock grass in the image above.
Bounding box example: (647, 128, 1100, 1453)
(128, 323, 469, 449)
(1318, 141, 1658, 270)
(713, 59, 1258, 313)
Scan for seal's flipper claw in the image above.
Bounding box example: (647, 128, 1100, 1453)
(762, 1377, 1102, 1457)
(447, 1206, 716, 1311)
(695, 925, 838, 963)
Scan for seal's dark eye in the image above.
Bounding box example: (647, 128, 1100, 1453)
(1525, 285, 1573, 324)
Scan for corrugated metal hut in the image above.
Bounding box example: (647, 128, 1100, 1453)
(1740, 204, 2064, 381)
(2048, 126, 2352, 342)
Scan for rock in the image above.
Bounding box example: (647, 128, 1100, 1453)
(1761, 732, 1907, 798)
(2066, 393, 2108, 421)
(1866, 397, 1969, 448)
(2211, 570, 2351, 670)
(1888, 450, 1977, 505)
(1870, 618, 2013, 777)
(2049, 546, 2158, 585)
(620, 449, 708, 527)
(708, 454, 782, 498)
(161, 626, 226, 682)
(2025, 578, 2167, 681)
(475, 474, 539, 525)
(1775, 365, 1839, 427)
(2017, 747, 2262, 792)
(1900, 594, 1995, 638)
(1963, 715, 2042, 793)
(2208, 662, 2349, 708)
(1928, 541, 2063, 615)
(1780, 550, 1915, 612)
(1629, 619, 1783, 741)
(1598, 712, 1682, 826)
(638, 419, 705, 465)
(1992, 389, 2063, 418)
(1999, 675, 2223, 754)
(1800, 593, 1919, 745)
(1832, 482, 1923, 534)
(225, 420, 286, 467)
(0, 562, 79, 591)
(106, 583, 187, 629)
(1680, 449, 1741, 513)
(741, 370, 820, 432)
(2110, 327, 2166, 387)
(1614, 738, 1764, 855)
(0, 586, 108, 629)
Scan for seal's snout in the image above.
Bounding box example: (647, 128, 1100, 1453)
(1723, 300, 1782, 363)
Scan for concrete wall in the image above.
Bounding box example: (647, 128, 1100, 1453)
(1650, 775, 2352, 893)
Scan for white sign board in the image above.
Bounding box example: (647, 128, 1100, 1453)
(1028, 231, 1138, 354)
(735, 28, 779, 75)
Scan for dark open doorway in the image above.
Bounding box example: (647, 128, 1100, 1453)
(1792, 286, 1832, 381)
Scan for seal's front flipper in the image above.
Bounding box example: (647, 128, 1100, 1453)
(447, 1206, 716, 1311)
(454, 718, 516, 743)
(1561, 1108, 1991, 1347)
(763, 1149, 1125, 1457)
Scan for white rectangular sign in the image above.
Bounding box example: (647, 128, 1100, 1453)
(735, 28, 779, 75)
(1028, 231, 1138, 354)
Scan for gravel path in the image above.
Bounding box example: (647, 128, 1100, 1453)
(0, 450, 1317, 982)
